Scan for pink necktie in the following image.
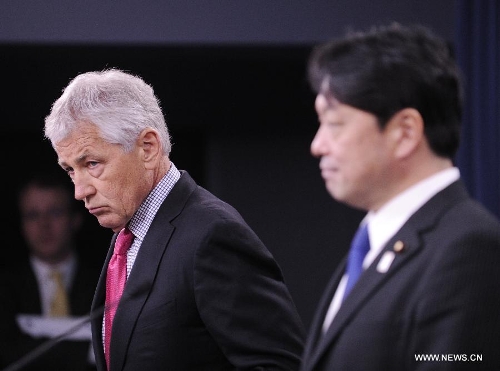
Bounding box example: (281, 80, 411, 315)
(105, 227, 134, 370)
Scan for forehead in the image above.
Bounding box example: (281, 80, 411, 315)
(315, 94, 340, 114)
(316, 95, 357, 124)
(20, 186, 70, 207)
(54, 123, 109, 165)
(55, 122, 101, 149)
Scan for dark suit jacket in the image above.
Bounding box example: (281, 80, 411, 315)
(91, 171, 305, 371)
(0, 252, 101, 371)
(300, 181, 500, 371)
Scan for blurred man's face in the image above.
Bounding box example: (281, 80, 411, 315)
(20, 186, 78, 264)
(310, 94, 395, 211)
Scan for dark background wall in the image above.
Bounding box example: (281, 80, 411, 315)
(1, 0, 456, 330)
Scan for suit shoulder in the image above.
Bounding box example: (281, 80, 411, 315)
(445, 197, 500, 234)
(185, 185, 247, 224)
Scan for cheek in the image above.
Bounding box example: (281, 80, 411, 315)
(332, 137, 357, 164)
(54, 219, 74, 235)
(102, 164, 137, 196)
(22, 223, 36, 238)
(107, 181, 131, 203)
(352, 144, 390, 186)
(338, 140, 381, 179)
(109, 171, 145, 207)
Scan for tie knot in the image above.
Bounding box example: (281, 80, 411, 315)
(50, 269, 64, 283)
(114, 227, 134, 255)
(350, 224, 370, 258)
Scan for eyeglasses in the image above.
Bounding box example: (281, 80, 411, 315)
(22, 208, 71, 222)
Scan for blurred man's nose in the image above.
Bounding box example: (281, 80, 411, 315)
(310, 126, 327, 158)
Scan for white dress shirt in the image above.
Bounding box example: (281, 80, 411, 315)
(30, 253, 76, 316)
(322, 167, 460, 333)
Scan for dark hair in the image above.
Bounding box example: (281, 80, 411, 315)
(17, 170, 79, 212)
(307, 23, 463, 159)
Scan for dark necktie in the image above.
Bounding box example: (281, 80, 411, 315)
(342, 224, 370, 302)
(105, 227, 134, 370)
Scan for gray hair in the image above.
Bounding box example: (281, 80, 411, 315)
(44, 68, 171, 155)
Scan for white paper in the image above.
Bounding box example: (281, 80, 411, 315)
(16, 314, 91, 341)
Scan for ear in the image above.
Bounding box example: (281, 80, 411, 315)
(138, 128, 162, 169)
(388, 108, 425, 159)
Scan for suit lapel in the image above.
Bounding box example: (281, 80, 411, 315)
(91, 234, 116, 369)
(305, 228, 422, 369)
(304, 180, 469, 370)
(21, 264, 43, 313)
(111, 222, 175, 370)
(110, 171, 197, 370)
(301, 261, 346, 368)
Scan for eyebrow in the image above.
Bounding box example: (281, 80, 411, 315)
(58, 151, 91, 168)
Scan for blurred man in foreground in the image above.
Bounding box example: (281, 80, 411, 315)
(300, 23, 500, 371)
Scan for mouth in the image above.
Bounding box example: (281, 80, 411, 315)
(87, 206, 105, 216)
(320, 167, 337, 179)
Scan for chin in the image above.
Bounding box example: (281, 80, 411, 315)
(327, 187, 359, 209)
(96, 216, 117, 230)
(325, 185, 343, 201)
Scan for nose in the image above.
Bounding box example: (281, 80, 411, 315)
(73, 173, 95, 201)
(310, 125, 327, 158)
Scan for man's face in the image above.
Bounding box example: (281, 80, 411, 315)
(55, 122, 151, 232)
(20, 186, 78, 263)
(311, 94, 395, 211)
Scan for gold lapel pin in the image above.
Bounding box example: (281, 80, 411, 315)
(393, 240, 405, 253)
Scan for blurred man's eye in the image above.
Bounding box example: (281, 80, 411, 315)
(23, 208, 69, 221)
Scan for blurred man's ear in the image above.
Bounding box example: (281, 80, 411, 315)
(389, 107, 424, 159)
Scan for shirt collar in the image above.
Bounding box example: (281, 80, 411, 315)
(30, 251, 76, 282)
(363, 167, 460, 266)
(127, 162, 181, 241)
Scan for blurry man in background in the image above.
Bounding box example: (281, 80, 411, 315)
(0, 171, 102, 371)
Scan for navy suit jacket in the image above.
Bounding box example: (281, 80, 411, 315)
(0, 252, 101, 371)
(91, 171, 305, 371)
(300, 181, 500, 371)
